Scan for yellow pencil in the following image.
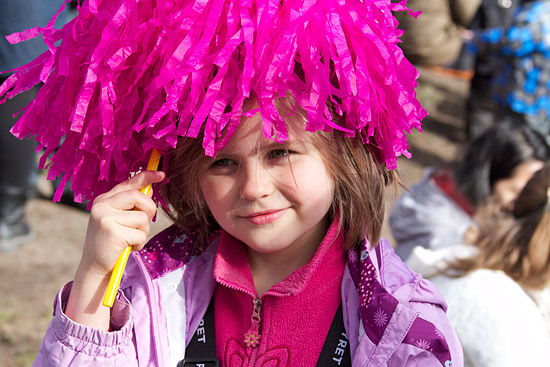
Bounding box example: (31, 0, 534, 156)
(102, 149, 161, 307)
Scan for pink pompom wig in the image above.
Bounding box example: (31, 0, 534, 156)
(0, 0, 425, 206)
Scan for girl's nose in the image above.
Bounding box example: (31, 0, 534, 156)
(239, 163, 273, 200)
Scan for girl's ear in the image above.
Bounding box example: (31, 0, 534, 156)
(462, 225, 479, 245)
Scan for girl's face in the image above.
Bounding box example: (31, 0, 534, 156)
(199, 111, 334, 258)
(493, 160, 544, 209)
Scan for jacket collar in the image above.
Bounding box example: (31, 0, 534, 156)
(213, 217, 345, 297)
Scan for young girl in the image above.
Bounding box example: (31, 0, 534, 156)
(407, 162, 550, 366)
(37, 96, 463, 367)
(1, 0, 462, 366)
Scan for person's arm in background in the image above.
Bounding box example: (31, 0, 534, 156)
(451, 0, 482, 28)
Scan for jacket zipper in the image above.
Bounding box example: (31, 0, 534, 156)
(216, 279, 290, 366)
(135, 253, 161, 367)
(244, 298, 262, 348)
(214, 280, 266, 365)
(246, 298, 262, 367)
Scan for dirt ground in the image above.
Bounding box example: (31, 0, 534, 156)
(0, 66, 470, 367)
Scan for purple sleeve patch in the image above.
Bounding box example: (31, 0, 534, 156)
(348, 240, 453, 366)
(138, 225, 207, 279)
(348, 243, 398, 345)
(403, 317, 453, 366)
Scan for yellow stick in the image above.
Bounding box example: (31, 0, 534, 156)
(102, 148, 161, 307)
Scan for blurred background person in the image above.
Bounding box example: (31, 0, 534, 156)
(467, 0, 550, 142)
(389, 118, 550, 261)
(466, 0, 533, 139)
(0, 0, 70, 252)
(393, 0, 481, 76)
(406, 161, 550, 366)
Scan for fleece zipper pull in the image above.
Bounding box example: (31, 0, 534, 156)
(244, 298, 262, 348)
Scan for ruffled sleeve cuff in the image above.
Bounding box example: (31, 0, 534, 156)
(48, 282, 134, 357)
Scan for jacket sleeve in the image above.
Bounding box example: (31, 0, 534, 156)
(33, 282, 138, 367)
(377, 242, 464, 367)
(388, 291, 464, 367)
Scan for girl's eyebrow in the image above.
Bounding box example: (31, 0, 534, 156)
(258, 140, 305, 154)
(260, 138, 308, 150)
(262, 141, 290, 149)
(217, 138, 305, 157)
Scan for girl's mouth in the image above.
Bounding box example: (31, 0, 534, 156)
(243, 209, 287, 225)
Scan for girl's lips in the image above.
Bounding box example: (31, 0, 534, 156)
(243, 209, 287, 225)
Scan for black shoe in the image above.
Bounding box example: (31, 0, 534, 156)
(0, 185, 35, 252)
(0, 219, 35, 252)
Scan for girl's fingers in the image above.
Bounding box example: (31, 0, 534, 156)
(81, 170, 164, 276)
(118, 226, 149, 251)
(93, 171, 164, 216)
(82, 212, 150, 272)
(125, 170, 165, 196)
(114, 210, 151, 235)
(105, 189, 158, 217)
(100, 170, 165, 199)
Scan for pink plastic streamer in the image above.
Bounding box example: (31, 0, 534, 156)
(1, 0, 426, 203)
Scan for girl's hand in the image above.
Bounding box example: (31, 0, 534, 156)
(65, 170, 165, 329)
(79, 170, 165, 277)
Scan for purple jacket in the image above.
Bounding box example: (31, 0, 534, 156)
(33, 225, 463, 367)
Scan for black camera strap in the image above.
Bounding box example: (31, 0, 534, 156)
(177, 298, 218, 367)
(178, 299, 351, 367)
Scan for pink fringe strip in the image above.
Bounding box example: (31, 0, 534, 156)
(0, 0, 426, 203)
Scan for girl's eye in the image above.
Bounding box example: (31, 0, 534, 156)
(211, 158, 235, 167)
(268, 149, 290, 159)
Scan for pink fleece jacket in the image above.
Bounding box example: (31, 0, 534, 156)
(213, 220, 346, 366)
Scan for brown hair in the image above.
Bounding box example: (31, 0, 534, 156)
(450, 162, 550, 290)
(160, 96, 397, 250)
